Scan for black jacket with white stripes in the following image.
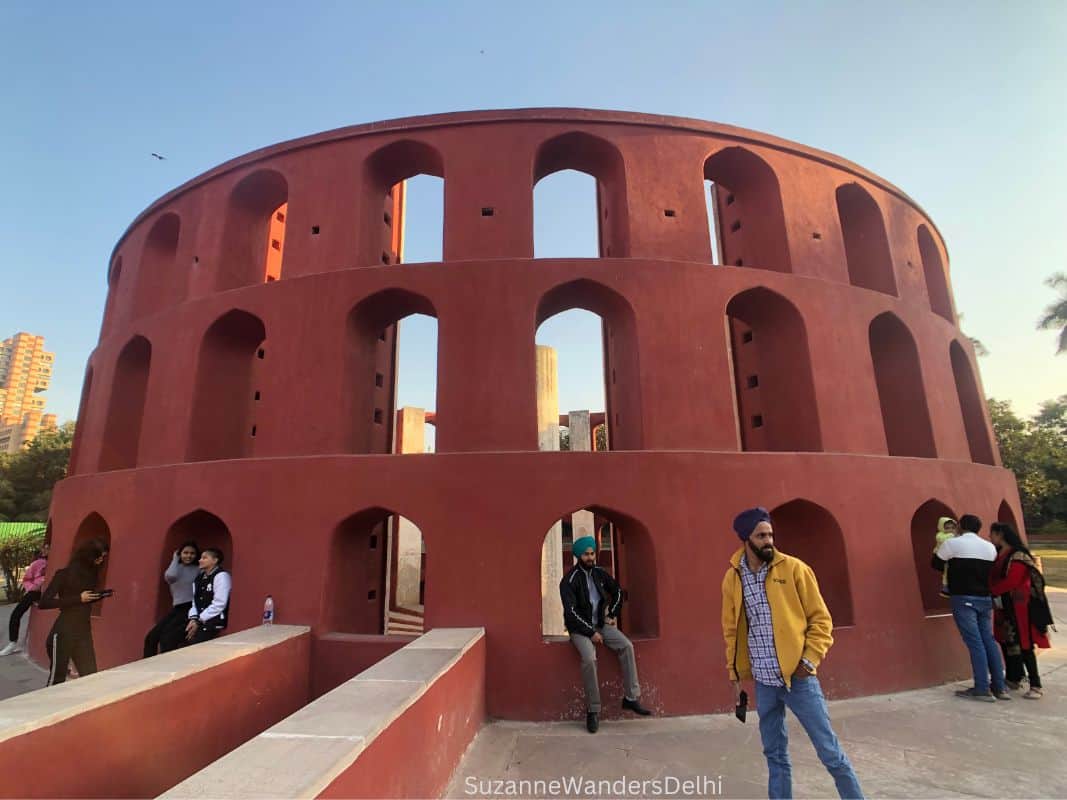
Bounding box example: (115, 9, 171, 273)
(559, 564, 625, 637)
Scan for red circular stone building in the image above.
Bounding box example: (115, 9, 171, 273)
(41, 109, 1021, 719)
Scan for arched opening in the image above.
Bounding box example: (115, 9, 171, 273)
(703, 147, 791, 271)
(911, 499, 956, 614)
(362, 140, 444, 266)
(71, 513, 111, 617)
(918, 225, 953, 321)
(533, 132, 629, 258)
(156, 510, 233, 620)
(869, 313, 936, 457)
(836, 183, 897, 296)
(324, 508, 426, 636)
(769, 500, 854, 625)
(133, 213, 182, 319)
(217, 170, 289, 290)
(536, 280, 640, 450)
(997, 500, 1020, 532)
(68, 364, 93, 476)
(187, 310, 267, 462)
(542, 506, 657, 639)
(950, 341, 995, 465)
(534, 170, 598, 258)
(99, 336, 151, 472)
(535, 312, 607, 453)
(726, 288, 821, 452)
(345, 290, 438, 455)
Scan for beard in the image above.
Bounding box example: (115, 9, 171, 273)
(749, 541, 775, 563)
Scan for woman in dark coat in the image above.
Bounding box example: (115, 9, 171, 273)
(989, 522, 1050, 699)
(38, 538, 109, 685)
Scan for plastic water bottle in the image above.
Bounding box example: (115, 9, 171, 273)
(262, 595, 274, 625)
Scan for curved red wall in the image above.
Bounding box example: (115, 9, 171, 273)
(39, 109, 1020, 719)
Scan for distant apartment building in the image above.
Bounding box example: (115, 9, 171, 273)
(0, 332, 56, 453)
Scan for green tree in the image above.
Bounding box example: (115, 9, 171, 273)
(989, 398, 1067, 531)
(1, 422, 75, 521)
(1038, 272, 1067, 354)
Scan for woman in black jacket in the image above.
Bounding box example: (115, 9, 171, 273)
(38, 538, 109, 685)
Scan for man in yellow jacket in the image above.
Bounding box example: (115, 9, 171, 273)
(721, 507, 863, 799)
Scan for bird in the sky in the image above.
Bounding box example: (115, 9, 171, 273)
(151, 153, 166, 160)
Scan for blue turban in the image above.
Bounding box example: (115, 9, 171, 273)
(733, 507, 771, 541)
(572, 536, 597, 557)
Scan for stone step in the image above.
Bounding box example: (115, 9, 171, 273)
(387, 610, 425, 624)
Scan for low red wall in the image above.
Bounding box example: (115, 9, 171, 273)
(0, 631, 310, 799)
(311, 633, 410, 698)
(318, 636, 487, 799)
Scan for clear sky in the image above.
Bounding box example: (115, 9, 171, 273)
(3, 1, 1065, 425)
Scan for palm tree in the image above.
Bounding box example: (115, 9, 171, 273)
(1038, 272, 1067, 354)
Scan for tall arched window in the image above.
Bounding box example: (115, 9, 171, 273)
(703, 147, 791, 271)
(836, 183, 897, 296)
(362, 140, 444, 266)
(187, 310, 267, 461)
(726, 288, 821, 451)
(99, 336, 151, 471)
(71, 513, 111, 617)
(533, 132, 629, 258)
(217, 170, 289, 290)
(133, 213, 181, 319)
(918, 225, 953, 321)
(950, 341, 996, 465)
(868, 313, 936, 457)
(157, 510, 233, 619)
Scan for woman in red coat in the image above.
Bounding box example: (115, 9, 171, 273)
(989, 522, 1051, 699)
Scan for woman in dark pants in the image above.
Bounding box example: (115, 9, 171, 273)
(38, 538, 109, 685)
(0, 543, 50, 656)
(144, 541, 200, 657)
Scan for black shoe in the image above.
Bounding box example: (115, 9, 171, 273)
(622, 697, 651, 716)
(586, 711, 599, 733)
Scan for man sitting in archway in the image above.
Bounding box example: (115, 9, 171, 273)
(559, 536, 651, 733)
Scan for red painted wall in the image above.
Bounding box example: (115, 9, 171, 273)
(318, 637, 486, 799)
(45, 109, 1017, 721)
(2, 632, 310, 799)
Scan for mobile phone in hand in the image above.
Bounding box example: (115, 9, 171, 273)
(97, 589, 114, 598)
(735, 690, 748, 723)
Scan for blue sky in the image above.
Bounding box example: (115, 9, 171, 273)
(3, 1, 1065, 425)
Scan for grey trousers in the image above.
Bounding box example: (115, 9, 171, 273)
(569, 625, 641, 713)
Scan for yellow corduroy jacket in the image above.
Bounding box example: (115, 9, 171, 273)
(721, 547, 834, 688)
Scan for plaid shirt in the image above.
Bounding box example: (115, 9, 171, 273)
(740, 556, 784, 687)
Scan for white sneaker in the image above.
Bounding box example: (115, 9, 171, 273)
(0, 642, 21, 656)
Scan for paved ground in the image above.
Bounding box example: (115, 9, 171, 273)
(0, 603, 48, 700)
(447, 591, 1067, 799)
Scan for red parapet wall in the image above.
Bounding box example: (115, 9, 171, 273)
(44, 108, 1021, 721)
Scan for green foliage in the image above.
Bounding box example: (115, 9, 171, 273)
(0, 523, 46, 601)
(0, 421, 74, 523)
(989, 396, 1067, 531)
(1038, 272, 1067, 354)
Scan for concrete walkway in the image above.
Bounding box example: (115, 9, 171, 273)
(448, 591, 1067, 799)
(0, 603, 48, 700)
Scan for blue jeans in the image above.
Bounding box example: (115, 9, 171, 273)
(756, 677, 864, 799)
(950, 595, 1005, 693)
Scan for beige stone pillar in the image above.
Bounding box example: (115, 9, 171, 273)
(568, 410, 596, 544)
(394, 407, 425, 611)
(537, 346, 566, 635)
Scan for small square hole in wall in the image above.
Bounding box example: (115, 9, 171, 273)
(378, 331, 387, 342)
(730, 220, 742, 233)
(481, 207, 495, 217)
(664, 209, 676, 217)
(276, 211, 285, 223)
(369, 534, 378, 549)
(271, 239, 282, 251)
(382, 252, 391, 265)
(311, 226, 320, 235)
(367, 590, 377, 600)
(375, 372, 384, 388)
(373, 409, 383, 424)
(193, 256, 200, 265)
(383, 212, 392, 226)
(742, 331, 754, 344)
(254, 390, 261, 401)
(250, 425, 257, 437)
(726, 193, 736, 206)
(257, 348, 265, 359)
(751, 415, 764, 428)
(747, 375, 759, 389)
(812, 232, 822, 240)
(735, 259, 744, 267)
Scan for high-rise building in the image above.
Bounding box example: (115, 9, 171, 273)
(0, 332, 55, 453)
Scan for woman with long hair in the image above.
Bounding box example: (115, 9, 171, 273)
(989, 522, 1050, 699)
(143, 541, 200, 657)
(37, 538, 109, 685)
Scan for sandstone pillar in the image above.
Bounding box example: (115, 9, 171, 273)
(568, 410, 596, 545)
(394, 407, 425, 610)
(537, 347, 566, 635)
